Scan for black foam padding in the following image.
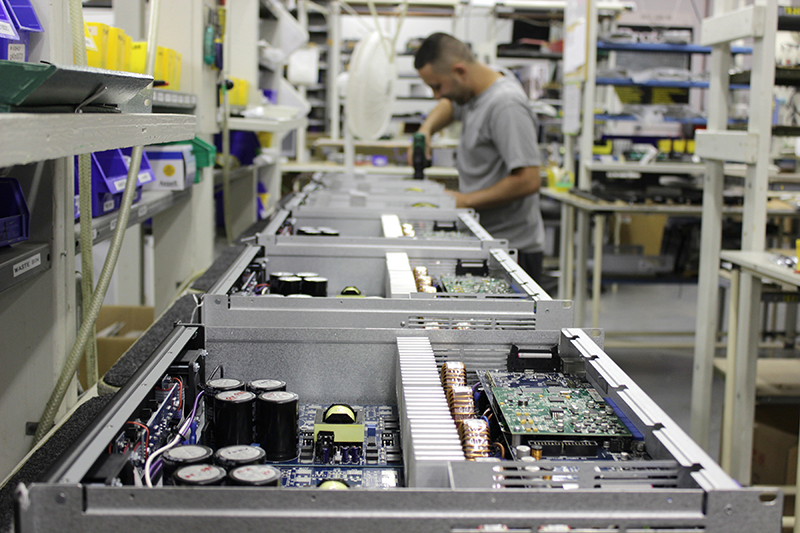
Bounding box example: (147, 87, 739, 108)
(191, 244, 246, 293)
(0, 394, 115, 533)
(236, 217, 271, 243)
(103, 294, 198, 389)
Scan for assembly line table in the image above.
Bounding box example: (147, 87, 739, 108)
(716, 250, 800, 529)
(541, 187, 799, 328)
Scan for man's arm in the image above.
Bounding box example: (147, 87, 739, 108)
(409, 98, 454, 160)
(447, 166, 540, 209)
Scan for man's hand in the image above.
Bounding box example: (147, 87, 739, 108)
(447, 167, 540, 210)
(445, 189, 467, 208)
(406, 129, 433, 166)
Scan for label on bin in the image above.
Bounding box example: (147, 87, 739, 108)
(13, 254, 41, 278)
(104, 199, 115, 212)
(0, 21, 16, 39)
(114, 180, 126, 192)
(8, 44, 24, 63)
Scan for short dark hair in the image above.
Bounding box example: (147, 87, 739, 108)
(414, 32, 473, 71)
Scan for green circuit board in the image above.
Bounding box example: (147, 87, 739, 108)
(486, 371, 632, 440)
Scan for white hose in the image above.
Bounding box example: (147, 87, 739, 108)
(34, 0, 163, 445)
(69, 0, 99, 389)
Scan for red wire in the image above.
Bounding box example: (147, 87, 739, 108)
(173, 378, 184, 410)
(127, 421, 150, 459)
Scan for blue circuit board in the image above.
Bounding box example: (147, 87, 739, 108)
(279, 466, 402, 488)
(262, 404, 402, 469)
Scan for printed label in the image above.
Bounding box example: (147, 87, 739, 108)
(138, 171, 151, 184)
(103, 199, 115, 212)
(8, 44, 24, 62)
(92, 229, 98, 240)
(13, 254, 41, 278)
(85, 35, 98, 52)
(110, 219, 117, 231)
(0, 22, 15, 38)
(114, 180, 126, 192)
(138, 206, 148, 217)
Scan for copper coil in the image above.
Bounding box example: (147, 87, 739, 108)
(458, 419, 491, 460)
(421, 286, 438, 294)
(415, 275, 433, 288)
(402, 223, 415, 237)
(439, 362, 467, 388)
(413, 266, 428, 278)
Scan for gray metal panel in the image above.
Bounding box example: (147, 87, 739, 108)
(0, 242, 51, 295)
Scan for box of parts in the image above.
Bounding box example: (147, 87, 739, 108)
(144, 145, 196, 190)
(79, 305, 154, 389)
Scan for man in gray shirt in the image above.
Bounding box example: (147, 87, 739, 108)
(413, 33, 546, 283)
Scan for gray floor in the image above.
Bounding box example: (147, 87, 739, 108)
(577, 282, 725, 461)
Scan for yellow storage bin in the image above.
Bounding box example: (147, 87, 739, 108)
(223, 77, 250, 107)
(86, 22, 109, 69)
(130, 41, 147, 74)
(173, 52, 182, 91)
(106, 26, 127, 71)
(122, 34, 132, 72)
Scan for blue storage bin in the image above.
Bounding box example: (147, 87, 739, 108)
(74, 149, 130, 218)
(120, 147, 156, 187)
(0, 177, 29, 247)
(214, 130, 260, 167)
(0, 0, 43, 62)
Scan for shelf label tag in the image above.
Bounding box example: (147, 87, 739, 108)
(13, 254, 41, 278)
(138, 206, 148, 217)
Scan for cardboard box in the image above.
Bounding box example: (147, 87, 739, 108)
(79, 306, 154, 389)
(752, 405, 798, 519)
(144, 145, 196, 190)
(614, 213, 669, 256)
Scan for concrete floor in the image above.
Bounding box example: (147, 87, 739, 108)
(577, 282, 725, 462)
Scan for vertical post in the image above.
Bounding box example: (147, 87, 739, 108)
(329, 1, 341, 140)
(573, 0, 598, 328)
(729, 0, 778, 484)
(721, 266, 740, 473)
(296, 0, 308, 163)
(592, 214, 604, 328)
(689, 0, 733, 451)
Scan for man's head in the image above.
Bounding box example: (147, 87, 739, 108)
(414, 33, 475, 105)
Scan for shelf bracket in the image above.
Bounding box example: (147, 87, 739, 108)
(694, 131, 759, 164)
(701, 4, 765, 46)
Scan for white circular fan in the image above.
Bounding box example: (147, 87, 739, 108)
(345, 30, 397, 140)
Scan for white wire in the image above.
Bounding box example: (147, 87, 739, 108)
(143, 415, 194, 488)
(390, 0, 409, 62)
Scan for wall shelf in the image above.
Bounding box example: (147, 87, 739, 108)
(227, 116, 308, 133)
(597, 41, 752, 54)
(74, 189, 193, 251)
(0, 114, 196, 168)
(596, 77, 750, 89)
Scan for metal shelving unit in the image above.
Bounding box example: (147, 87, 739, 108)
(0, 242, 52, 295)
(0, 114, 196, 167)
(73, 189, 192, 251)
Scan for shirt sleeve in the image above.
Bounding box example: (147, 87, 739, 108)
(451, 100, 463, 122)
(488, 97, 541, 171)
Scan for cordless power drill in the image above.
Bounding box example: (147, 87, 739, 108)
(412, 132, 431, 180)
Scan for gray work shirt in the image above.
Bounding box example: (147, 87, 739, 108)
(451, 75, 544, 253)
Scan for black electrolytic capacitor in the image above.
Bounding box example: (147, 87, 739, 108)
(256, 391, 299, 461)
(247, 379, 286, 395)
(269, 272, 295, 294)
(301, 276, 328, 297)
(318, 227, 340, 237)
(202, 378, 244, 447)
(213, 390, 256, 448)
(228, 464, 281, 486)
(277, 276, 302, 296)
(295, 272, 319, 279)
(161, 445, 214, 486)
(214, 445, 266, 470)
(173, 464, 227, 486)
(297, 226, 321, 236)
